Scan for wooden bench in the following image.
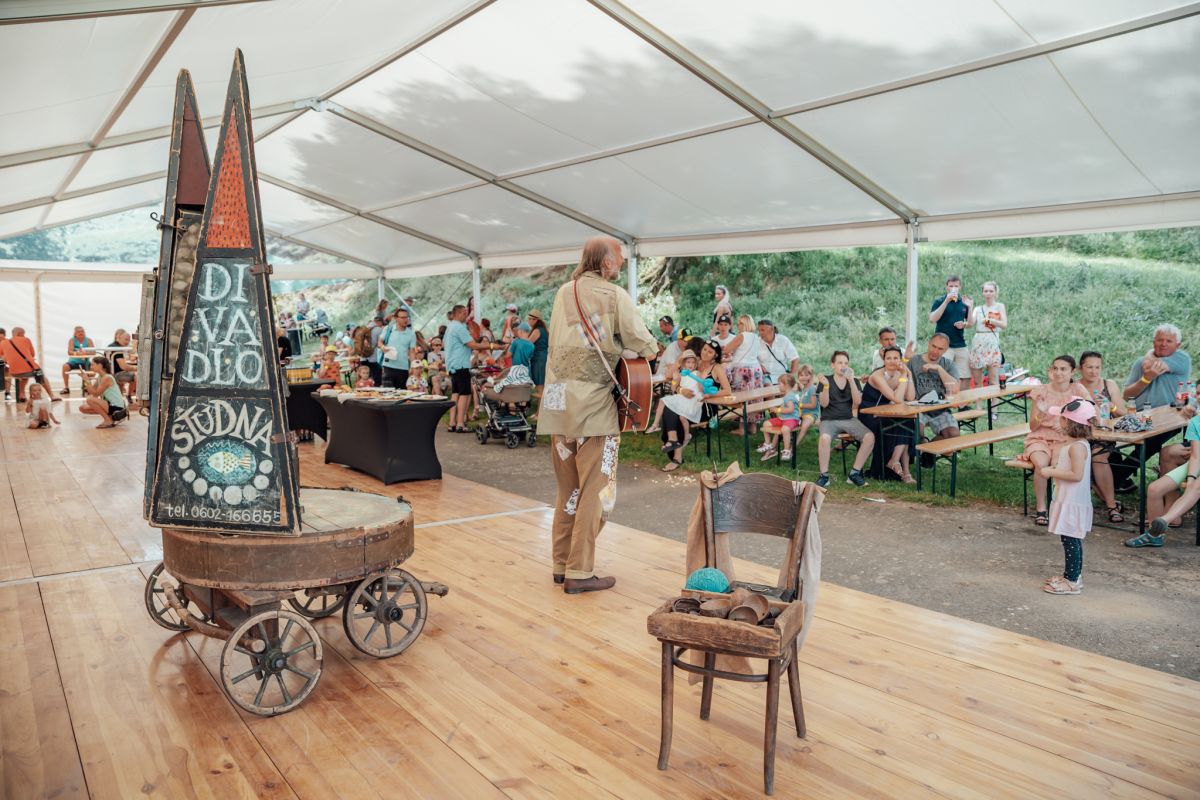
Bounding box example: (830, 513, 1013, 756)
(951, 408, 986, 433)
(916, 422, 1030, 497)
(1004, 458, 1045, 516)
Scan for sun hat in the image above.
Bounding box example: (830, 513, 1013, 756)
(528, 309, 544, 322)
(1049, 398, 1097, 424)
(324, 345, 338, 353)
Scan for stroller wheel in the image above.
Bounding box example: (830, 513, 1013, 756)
(505, 433, 520, 449)
(476, 428, 488, 445)
(526, 432, 537, 448)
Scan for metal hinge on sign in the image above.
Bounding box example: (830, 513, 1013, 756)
(270, 431, 298, 445)
(250, 262, 273, 275)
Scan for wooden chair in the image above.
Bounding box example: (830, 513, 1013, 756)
(654, 473, 818, 795)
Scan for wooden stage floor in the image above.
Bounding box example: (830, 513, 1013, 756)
(2, 405, 1198, 799)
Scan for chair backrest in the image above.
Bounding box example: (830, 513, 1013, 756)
(701, 472, 816, 597)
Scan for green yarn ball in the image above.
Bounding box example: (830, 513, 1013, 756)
(685, 568, 730, 593)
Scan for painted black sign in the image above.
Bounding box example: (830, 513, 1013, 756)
(143, 69, 209, 519)
(149, 51, 300, 534)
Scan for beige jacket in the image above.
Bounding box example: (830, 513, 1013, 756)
(536, 272, 658, 437)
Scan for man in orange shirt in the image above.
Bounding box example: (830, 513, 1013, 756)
(0, 327, 57, 403)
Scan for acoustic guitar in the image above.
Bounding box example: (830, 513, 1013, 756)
(615, 356, 653, 433)
(571, 280, 654, 433)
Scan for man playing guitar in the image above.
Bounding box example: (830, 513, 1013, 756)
(537, 236, 658, 594)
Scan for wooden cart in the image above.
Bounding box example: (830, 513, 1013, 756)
(144, 488, 447, 715)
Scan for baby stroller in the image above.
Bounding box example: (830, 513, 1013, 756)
(475, 368, 536, 449)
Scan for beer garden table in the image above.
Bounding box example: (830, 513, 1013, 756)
(1092, 406, 1190, 535)
(859, 383, 1035, 489)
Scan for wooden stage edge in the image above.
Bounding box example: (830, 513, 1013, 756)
(1, 409, 1199, 799)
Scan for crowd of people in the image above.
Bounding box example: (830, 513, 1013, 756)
(278, 293, 551, 433)
(1, 324, 136, 429)
(643, 275, 1198, 596)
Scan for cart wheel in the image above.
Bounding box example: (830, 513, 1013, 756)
(342, 568, 427, 658)
(220, 608, 323, 716)
(144, 562, 210, 632)
(526, 432, 537, 448)
(476, 428, 488, 445)
(288, 584, 350, 620)
(506, 433, 520, 449)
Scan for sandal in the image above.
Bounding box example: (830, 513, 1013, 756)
(902, 473, 917, 485)
(886, 461, 904, 480)
(95, 422, 116, 429)
(1106, 505, 1124, 523)
(645, 425, 661, 434)
(1043, 576, 1082, 595)
(662, 440, 684, 454)
(1034, 510, 1049, 526)
(759, 448, 777, 462)
(661, 460, 681, 472)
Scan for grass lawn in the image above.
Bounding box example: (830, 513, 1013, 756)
(607, 405, 1162, 513)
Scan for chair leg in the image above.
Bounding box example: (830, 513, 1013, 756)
(700, 652, 716, 720)
(764, 659, 781, 795)
(658, 641, 674, 770)
(787, 644, 805, 738)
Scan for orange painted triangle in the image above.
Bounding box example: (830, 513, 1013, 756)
(204, 108, 252, 249)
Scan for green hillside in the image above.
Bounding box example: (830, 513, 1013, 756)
(276, 229, 1200, 383)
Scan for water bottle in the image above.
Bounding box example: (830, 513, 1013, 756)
(1177, 381, 1187, 408)
(1099, 399, 1111, 423)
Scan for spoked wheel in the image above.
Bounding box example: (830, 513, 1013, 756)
(342, 568, 428, 658)
(287, 584, 350, 619)
(476, 428, 489, 445)
(144, 562, 211, 632)
(505, 432, 520, 449)
(526, 431, 537, 447)
(219, 609, 323, 716)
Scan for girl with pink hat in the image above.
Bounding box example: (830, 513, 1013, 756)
(1038, 398, 1098, 595)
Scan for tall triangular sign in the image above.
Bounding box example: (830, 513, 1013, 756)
(149, 50, 301, 535)
(142, 68, 211, 518)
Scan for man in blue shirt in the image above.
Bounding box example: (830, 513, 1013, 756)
(377, 309, 416, 389)
(444, 304, 501, 431)
(928, 275, 972, 390)
(1116, 323, 1193, 519)
(657, 315, 679, 344)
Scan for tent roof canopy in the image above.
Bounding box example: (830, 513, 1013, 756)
(2, 0, 1198, 278)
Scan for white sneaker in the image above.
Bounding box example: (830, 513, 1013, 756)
(780, 449, 793, 461)
(756, 442, 773, 453)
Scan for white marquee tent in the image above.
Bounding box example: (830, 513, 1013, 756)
(1, 0, 1199, 349)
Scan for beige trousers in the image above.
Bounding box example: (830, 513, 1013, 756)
(550, 434, 620, 579)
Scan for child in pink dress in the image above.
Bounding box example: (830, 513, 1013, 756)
(1039, 399, 1096, 595)
(1023, 355, 1088, 526)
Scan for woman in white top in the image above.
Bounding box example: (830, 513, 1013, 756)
(721, 314, 766, 434)
(968, 280, 1007, 392)
(710, 285, 733, 334)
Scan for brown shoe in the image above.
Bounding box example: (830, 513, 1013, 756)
(553, 574, 564, 585)
(563, 575, 616, 594)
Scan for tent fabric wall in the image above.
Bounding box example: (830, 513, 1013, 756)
(0, 0, 1197, 278)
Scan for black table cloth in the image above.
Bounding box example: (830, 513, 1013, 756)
(287, 380, 332, 440)
(316, 394, 453, 484)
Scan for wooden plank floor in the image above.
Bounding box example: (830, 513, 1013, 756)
(1, 404, 1198, 799)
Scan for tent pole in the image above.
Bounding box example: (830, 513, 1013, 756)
(905, 221, 920, 348)
(472, 257, 483, 323)
(33, 272, 45, 367)
(627, 244, 639, 304)
(376, 271, 385, 301)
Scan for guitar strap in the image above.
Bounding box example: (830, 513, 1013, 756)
(571, 279, 639, 423)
